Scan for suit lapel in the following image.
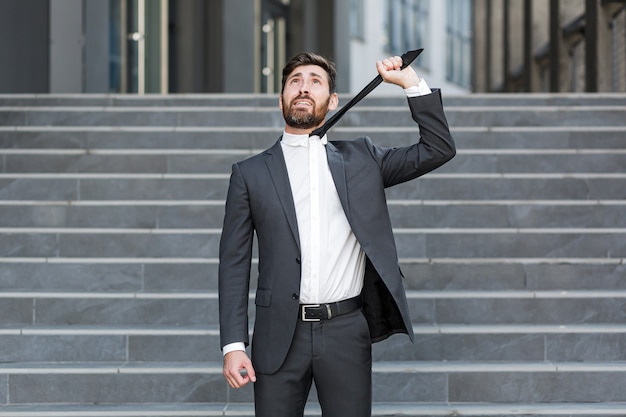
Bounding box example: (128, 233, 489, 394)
(264, 139, 301, 250)
(325, 141, 351, 222)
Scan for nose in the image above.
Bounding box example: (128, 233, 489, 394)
(299, 81, 310, 94)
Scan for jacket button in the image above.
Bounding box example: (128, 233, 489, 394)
(296, 258, 301, 264)
(292, 293, 299, 300)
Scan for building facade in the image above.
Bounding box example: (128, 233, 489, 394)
(0, 0, 479, 95)
(3, 0, 622, 95)
(472, 0, 626, 92)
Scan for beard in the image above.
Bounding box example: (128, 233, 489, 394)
(282, 95, 330, 130)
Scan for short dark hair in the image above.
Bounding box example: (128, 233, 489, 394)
(281, 52, 337, 94)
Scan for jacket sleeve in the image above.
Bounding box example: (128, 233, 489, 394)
(371, 88, 456, 188)
(218, 162, 254, 349)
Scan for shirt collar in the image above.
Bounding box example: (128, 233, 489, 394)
(282, 131, 328, 147)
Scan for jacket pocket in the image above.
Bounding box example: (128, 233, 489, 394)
(255, 288, 272, 307)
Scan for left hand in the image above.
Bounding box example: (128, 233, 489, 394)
(376, 56, 422, 89)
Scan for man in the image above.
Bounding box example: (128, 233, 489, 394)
(219, 52, 455, 417)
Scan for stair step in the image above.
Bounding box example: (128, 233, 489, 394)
(2, 228, 624, 258)
(2, 105, 626, 128)
(2, 126, 626, 150)
(2, 360, 626, 373)
(4, 289, 626, 325)
(1, 91, 626, 106)
(4, 325, 626, 363)
(5, 323, 626, 360)
(1, 401, 624, 417)
(2, 149, 626, 174)
(2, 201, 626, 228)
(1, 175, 624, 200)
(1, 257, 624, 293)
(1, 92, 624, 410)
(1, 361, 626, 405)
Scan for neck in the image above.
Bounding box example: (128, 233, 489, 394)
(284, 124, 323, 136)
(284, 126, 312, 135)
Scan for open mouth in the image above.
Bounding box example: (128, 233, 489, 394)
(292, 97, 314, 108)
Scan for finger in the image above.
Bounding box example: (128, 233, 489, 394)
(380, 58, 392, 71)
(383, 56, 402, 70)
(223, 362, 245, 388)
(243, 363, 257, 383)
(225, 368, 248, 389)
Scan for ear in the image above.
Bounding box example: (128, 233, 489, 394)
(278, 95, 284, 111)
(328, 93, 339, 111)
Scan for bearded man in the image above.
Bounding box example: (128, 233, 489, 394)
(218, 51, 455, 417)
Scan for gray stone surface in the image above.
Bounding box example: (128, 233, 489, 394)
(0, 375, 6, 405)
(448, 372, 626, 403)
(546, 334, 626, 361)
(0, 233, 59, 257)
(430, 298, 626, 324)
(56, 233, 220, 258)
(0, 335, 126, 362)
(373, 333, 545, 362)
(32, 298, 218, 326)
(1, 93, 625, 414)
(386, 177, 626, 200)
(0, 299, 32, 325)
(4, 150, 626, 177)
(4, 106, 626, 127)
(6, 202, 624, 229)
(395, 232, 625, 258)
(78, 178, 229, 200)
(129, 335, 222, 362)
(372, 372, 447, 402)
(0, 178, 78, 200)
(8, 373, 227, 404)
(143, 263, 220, 290)
(401, 262, 626, 291)
(0, 263, 143, 291)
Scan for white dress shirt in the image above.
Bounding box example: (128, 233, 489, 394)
(222, 78, 432, 355)
(281, 131, 366, 304)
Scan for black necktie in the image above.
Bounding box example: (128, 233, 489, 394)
(310, 48, 423, 138)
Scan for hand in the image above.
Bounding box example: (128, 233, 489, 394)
(376, 56, 422, 89)
(223, 350, 257, 388)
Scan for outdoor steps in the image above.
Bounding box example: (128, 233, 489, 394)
(1, 93, 626, 416)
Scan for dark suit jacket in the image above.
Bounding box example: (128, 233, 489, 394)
(219, 90, 455, 374)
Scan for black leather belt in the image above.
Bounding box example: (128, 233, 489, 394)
(300, 296, 362, 322)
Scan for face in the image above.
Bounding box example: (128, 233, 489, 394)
(279, 65, 338, 133)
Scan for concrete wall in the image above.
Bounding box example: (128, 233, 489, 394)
(84, 0, 111, 93)
(0, 1, 49, 93)
(223, 0, 257, 93)
(49, 0, 84, 93)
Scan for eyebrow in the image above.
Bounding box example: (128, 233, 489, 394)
(288, 71, 326, 82)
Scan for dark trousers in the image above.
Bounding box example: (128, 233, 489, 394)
(254, 308, 372, 417)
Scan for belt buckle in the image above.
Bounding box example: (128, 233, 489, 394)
(301, 304, 321, 322)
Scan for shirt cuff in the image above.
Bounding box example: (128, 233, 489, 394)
(404, 78, 432, 97)
(222, 342, 246, 356)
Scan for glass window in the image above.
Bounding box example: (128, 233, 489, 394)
(351, 0, 365, 40)
(445, 0, 472, 88)
(385, 0, 429, 69)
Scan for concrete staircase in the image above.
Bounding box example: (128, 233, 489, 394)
(1, 92, 626, 416)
